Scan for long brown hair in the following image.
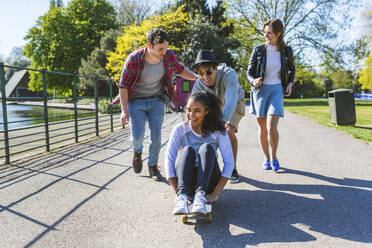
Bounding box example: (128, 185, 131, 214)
(263, 18, 285, 51)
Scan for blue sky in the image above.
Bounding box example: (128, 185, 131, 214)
(0, 0, 70, 58)
(0, 0, 179, 59)
(0, 0, 369, 61)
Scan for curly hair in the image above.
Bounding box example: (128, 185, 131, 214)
(146, 28, 169, 45)
(187, 91, 225, 137)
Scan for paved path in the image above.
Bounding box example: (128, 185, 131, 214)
(1, 108, 372, 248)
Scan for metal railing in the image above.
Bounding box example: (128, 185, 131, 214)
(0, 62, 124, 164)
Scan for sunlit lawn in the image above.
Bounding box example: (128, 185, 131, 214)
(284, 99, 372, 143)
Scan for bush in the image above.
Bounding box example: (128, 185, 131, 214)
(98, 98, 121, 114)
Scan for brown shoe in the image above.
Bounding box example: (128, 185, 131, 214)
(132, 152, 142, 174)
(148, 164, 162, 181)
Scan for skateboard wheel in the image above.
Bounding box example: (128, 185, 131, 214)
(181, 215, 188, 223)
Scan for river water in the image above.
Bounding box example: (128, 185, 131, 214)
(0, 104, 94, 130)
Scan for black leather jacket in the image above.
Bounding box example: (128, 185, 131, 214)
(247, 44, 295, 91)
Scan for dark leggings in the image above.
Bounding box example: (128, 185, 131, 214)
(176, 144, 221, 197)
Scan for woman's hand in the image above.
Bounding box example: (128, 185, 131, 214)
(207, 177, 228, 202)
(253, 77, 263, 88)
(285, 83, 293, 97)
(206, 192, 220, 202)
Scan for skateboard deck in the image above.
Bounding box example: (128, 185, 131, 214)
(181, 203, 212, 223)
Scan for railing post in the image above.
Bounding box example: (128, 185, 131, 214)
(0, 62, 10, 164)
(94, 77, 99, 136)
(109, 79, 113, 132)
(73, 75, 78, 143)
(42, 69, 50, 152)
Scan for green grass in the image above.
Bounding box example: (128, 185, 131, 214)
(284, 99, 372, 144)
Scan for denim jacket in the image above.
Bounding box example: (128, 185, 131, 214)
(247, 44, 295, 91)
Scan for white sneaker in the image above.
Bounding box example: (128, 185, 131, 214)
(172, 194, 189, 215)
(191, 191, 207, 214)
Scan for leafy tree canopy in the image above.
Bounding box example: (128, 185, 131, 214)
(113, 0, 152, 27)
(329, 69, 354, 90)
(24, 0, 117, 96)
(106, 5, 189, 82)
(228, 0, 362, 70)
(79, 0, 156, 96)
(170, 0, 238, 68)
(79, 29, 121, 96)
(178, 14, 239, 69)
(4, 46, 31, 82)
(293, 65, 325, 98)
(50, 0, 63, 8)
(359, 56, 372, 91)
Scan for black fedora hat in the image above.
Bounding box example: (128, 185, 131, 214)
(194, 50, 218, 68)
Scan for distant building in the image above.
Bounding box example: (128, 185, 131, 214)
(0, 70, 42, 99)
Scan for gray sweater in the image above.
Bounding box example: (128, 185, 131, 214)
(165, 122, 234, 179)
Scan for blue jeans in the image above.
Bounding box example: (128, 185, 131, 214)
(127, 97, 164, 166)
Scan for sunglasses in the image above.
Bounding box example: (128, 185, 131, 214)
(197, 70, 213, 76)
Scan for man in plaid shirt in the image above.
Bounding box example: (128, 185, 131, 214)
(117, 28, 197, 181)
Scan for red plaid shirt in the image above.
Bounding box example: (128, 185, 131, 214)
(117, 48, 184, 110)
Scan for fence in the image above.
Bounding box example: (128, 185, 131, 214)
(0, 63, 124, 164)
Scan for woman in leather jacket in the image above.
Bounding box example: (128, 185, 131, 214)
(246, 18, 295, 172)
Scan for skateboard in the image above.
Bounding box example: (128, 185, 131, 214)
(181, 203, 212, 223)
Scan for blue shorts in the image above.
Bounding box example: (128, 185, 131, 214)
(249, 84, 284, 118)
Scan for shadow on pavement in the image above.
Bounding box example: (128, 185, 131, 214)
(0, 131, 133, 247)
(193, 171, 372, 247)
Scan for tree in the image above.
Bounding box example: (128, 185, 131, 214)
(355, 4, 371, 91)
(106, 5, 189, 82)
(24, 0, 117, 96)
(113, 0, 152, 27)
(5, 46, 31, 82)
(50, 0, 63, 8)
(7, 46, 30, 65)
(78, 29, 121, 96)
(229, 0, 362, 70)
(178, 14, 238, 69)
(171, 0, 239, 68)
(174, 0, 210, 18)
(330, 69, 354, 89)
(230, 18, 257, 93)
(358, 56, 372, 91)
(293, 65, 325, 98)
(79, 0, 156, 96)
(317, 72, 333, 93)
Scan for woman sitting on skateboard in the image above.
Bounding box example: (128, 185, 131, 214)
(165, 91, 234, 215)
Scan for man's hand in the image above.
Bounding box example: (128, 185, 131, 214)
(120, 111, 130, 125)
(285, 83, 293, 97)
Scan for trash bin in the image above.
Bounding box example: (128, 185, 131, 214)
(175, 77, 195, 108)
(328, 89, 356, 125)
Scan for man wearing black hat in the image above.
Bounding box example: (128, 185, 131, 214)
(192, 50, 246, 183)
